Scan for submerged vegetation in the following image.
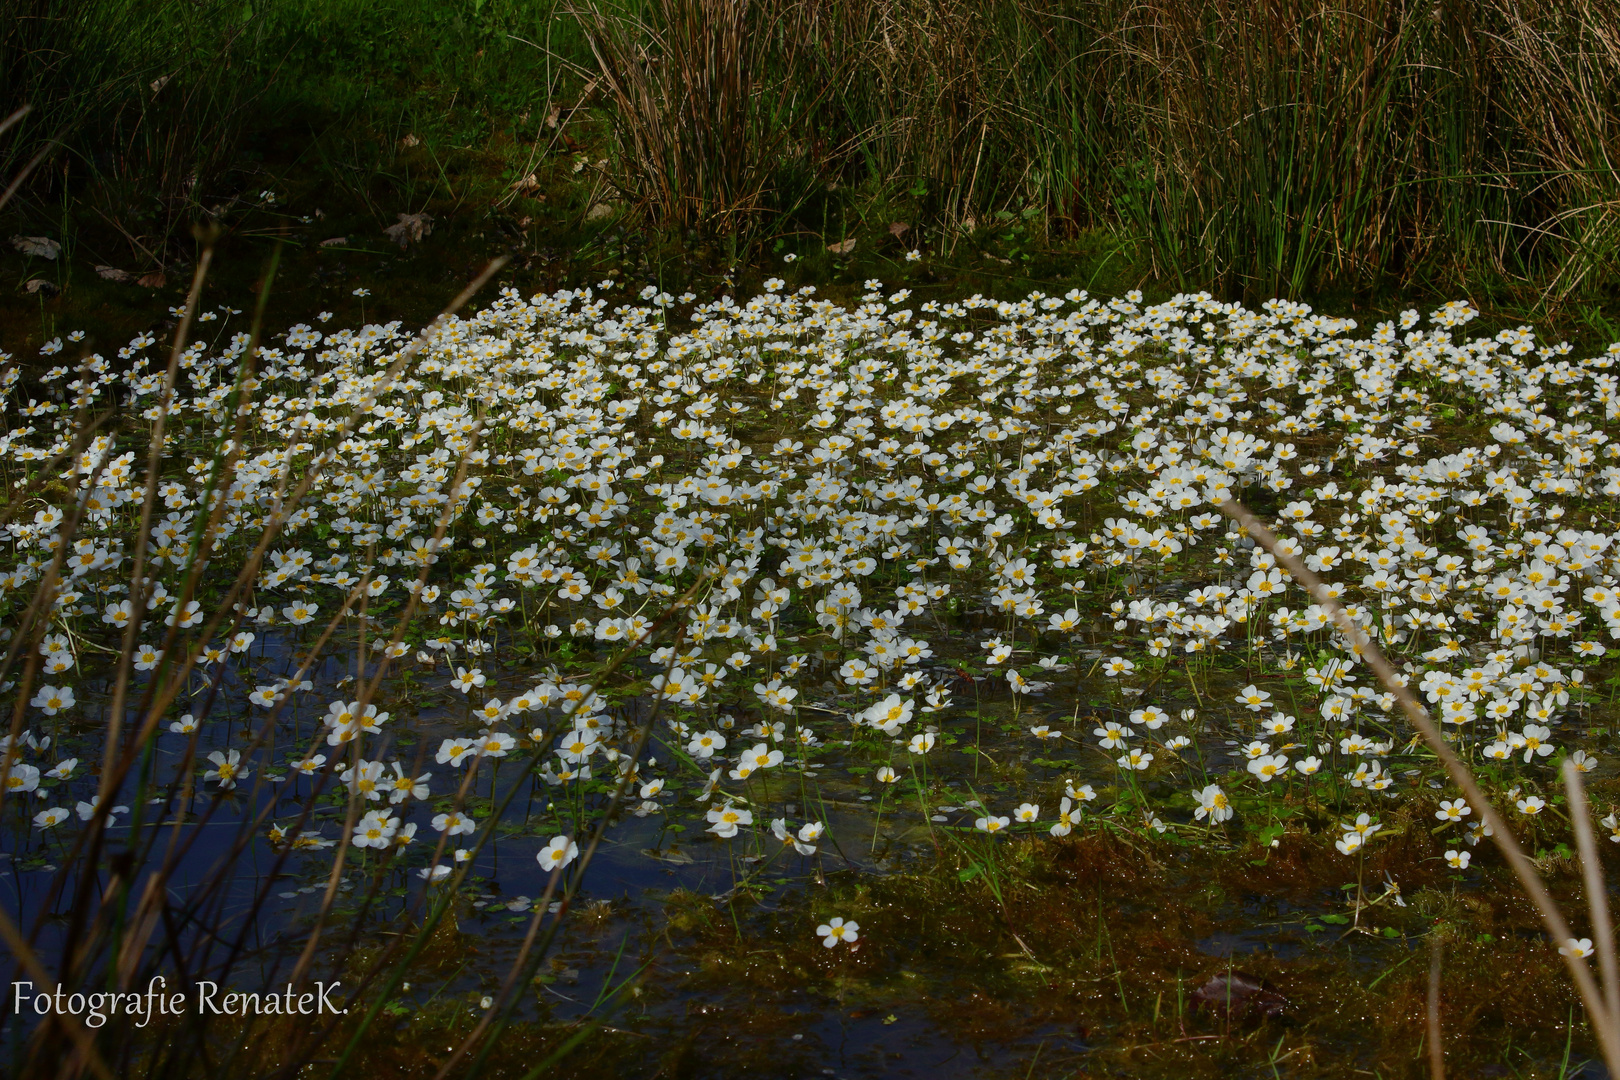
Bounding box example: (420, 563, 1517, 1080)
(4, 258, 1620, 1075)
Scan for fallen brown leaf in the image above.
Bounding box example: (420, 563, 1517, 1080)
(382, 213, 433, 249)
(10, 235, 60, 259)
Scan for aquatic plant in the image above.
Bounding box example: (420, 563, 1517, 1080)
(5, 261, 1620, 1075)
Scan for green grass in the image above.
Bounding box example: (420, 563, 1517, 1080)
(3, 0, 1620, 326)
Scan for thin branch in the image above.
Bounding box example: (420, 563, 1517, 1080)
(1219, 498, 1620, 1072)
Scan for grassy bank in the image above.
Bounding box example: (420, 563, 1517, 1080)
(2, 0, 1619, 346)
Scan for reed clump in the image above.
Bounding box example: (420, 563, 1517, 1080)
(577, 0, 1620, 303)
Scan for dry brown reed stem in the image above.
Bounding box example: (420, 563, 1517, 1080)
(99, 244, 215, 807)
(1220, 498, 1620, 1072)
(432, 634, 689, 1080)
(76, 257, 507, 864)
(319, 579, 713, 1080)
(6, 259, 505, 1078)
(0, 916, 114, 1080)
(285, 421, 487, 997)
(1564, 757, 1620, 1035)
(1428, 932, 1445, 1080)
(0, 410, 116, 536)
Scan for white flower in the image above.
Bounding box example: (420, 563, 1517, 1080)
(1193, 784, 1231, 824)
(706, 802, 752, 838)
(352, 811, 399, 849)
(1247, 754, 1288, 782)
(863, 693, 913, 734)
(816, 916, 859, 947)
(1435, 799, 1471, 822)
(1562, 937, 1595, 959)
(538, 835, 580, 872)
(33, 806, 70, 829)
(204, 749, 248, 789)
(30, 685, 74, 715)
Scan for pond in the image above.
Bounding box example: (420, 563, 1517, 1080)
(2, 275, 1618, 1078)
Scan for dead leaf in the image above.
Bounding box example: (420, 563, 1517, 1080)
(10, 235, 60, 260)
(318, 237, 348, 248)
(94, 265, 132, 283)
(23, 278, 58, 296)
(399, 133, 420, 148)
(888, 221, 910, 238)
(641, 847, 695, 865)
(827, 238, 856, 256)
(1191, 972, 1287, 1019)
(136, 271, 166, 289)
(382, 212, 433, 249)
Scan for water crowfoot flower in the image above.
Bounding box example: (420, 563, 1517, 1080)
(707, 803, 753, 838)
(1561, 938, 1595, 959)
(817, 917, 859, 947)
(538, 835, 580, 872)
(30, 685, 74, 715)
(1435, 799, 1472, 823)
(1194, 785, 1232, 824)
(33, 807, 70, 829)
(204, 749, 248, 789)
